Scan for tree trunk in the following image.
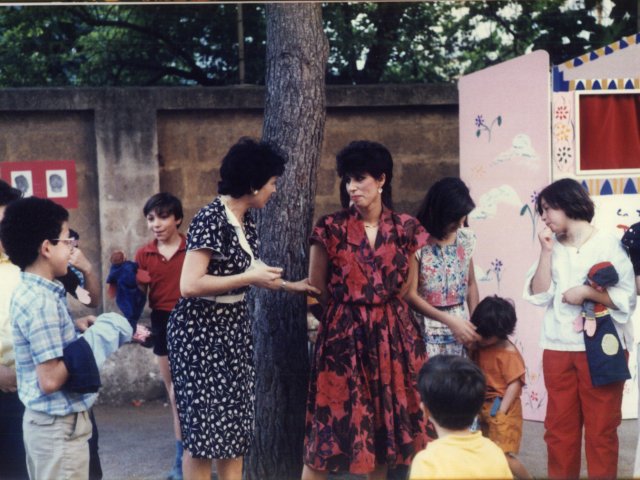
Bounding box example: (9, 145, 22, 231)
(246, 4, 328, 480)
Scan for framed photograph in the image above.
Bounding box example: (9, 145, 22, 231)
(10, 170, 33, 197)
(46, 169, 69, 198)
(0, 160, 77, 208)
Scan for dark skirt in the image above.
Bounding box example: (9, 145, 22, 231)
(167, 297, 255, 459)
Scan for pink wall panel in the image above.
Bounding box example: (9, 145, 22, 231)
(459, 50, 551, 421)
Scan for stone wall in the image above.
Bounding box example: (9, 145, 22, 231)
(0, 84, 458, 403)
(156, 84, 459, 226)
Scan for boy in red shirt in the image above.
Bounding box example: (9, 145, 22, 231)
(135, 193, 186, 480)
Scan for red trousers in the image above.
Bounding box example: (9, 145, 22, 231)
(543, 350, 625, 480)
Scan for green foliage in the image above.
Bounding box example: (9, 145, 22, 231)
(0, 5, 266, 86)
(0, 1, 636, 87)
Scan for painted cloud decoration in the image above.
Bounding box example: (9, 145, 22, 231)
(491, 133, 540, 170)
(470, 184, 523, 220)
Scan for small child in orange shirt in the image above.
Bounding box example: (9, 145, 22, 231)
(470, 296, 531, 479)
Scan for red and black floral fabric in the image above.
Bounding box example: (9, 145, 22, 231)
(303, 206, 429, 474)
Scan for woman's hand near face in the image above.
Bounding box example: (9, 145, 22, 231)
(538, 226, 554, 252)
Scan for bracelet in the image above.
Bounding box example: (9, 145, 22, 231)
(281, 280, 288, 290)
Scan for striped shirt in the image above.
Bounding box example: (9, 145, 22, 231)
(11, 272, 96, 415)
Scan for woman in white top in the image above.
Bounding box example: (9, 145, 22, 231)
(524, 178, 635, 480)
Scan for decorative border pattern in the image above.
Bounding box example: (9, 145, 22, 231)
(580, 177, 640, 196)
(569, 78, 639, 90)
(552, 33, 640, 92)
(561, 33, 639, 69)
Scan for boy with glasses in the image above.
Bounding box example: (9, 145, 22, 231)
(0, 197, 136, 479)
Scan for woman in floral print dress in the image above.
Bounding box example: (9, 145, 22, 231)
(302, 141, 429, 480)
(406, 177, 481, 359)
(167, 138, 317, 480)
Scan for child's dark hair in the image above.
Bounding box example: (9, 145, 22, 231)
(336, 140, 394, 209)
(0, 179, 22, 207)
(217, 137, 287, 198)
(416, 177, 475, 240)
(536, 178, 594, 222)
(418, 355, 486, 430)
(0, 197, 69, 270)
(471, 295, 517, 339)
(143, 193, 184, 226)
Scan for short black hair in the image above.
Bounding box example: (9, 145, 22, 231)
(217, 137, 287, 198)
(417, 355, 485, 430)
(143, 192, 184, 226)
(416, 177, 475, 240)
(336, 140, 394, 209)
(0, 197, 69, 270)
(0, 179, 22, 207)
(536, 178, 594, 222)
(471, 295, 517, 339)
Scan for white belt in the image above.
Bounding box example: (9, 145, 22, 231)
(199, 293, 245, 304)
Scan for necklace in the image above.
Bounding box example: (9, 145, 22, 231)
(364, 222, 378, 229)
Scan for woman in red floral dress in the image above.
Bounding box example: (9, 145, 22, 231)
(302, 141, 429, 479)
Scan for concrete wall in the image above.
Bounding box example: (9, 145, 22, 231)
(0, 84, 458, 403)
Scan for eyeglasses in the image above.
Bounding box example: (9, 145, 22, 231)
(50, 238, 78, 249)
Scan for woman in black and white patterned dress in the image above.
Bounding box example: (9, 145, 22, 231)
(167, 138, 318, 480)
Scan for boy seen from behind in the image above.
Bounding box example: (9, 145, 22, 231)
(409, 355, 512, 479)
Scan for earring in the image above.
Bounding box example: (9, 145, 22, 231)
(378, 187, 383, 194)
(253, 190, 259, 196)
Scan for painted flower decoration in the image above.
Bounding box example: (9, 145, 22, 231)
(554, 124, 571, 142)
(556, 146, 572, 164)
(475, 114, 502, 142)
(491, 258, 503, 289)
(530, 191, 538, 205)
(555, 105, 569, 120)
(491, 258, 503, 273)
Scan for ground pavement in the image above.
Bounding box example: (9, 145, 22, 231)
(96, 400, 637, 479)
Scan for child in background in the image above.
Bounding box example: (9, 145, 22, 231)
(406, 177, 481, 358)
(134, 192, 186, 480)
(470, 296, 531, 479)
(409, 354, 511, 479)
(0, 180, 27, 480)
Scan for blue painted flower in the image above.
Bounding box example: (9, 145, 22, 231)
(530, 191, 538, 205)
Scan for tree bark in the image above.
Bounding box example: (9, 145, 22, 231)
(246, 4, 328, 480)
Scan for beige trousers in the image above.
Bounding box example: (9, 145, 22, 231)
(23, 408, 92, 480)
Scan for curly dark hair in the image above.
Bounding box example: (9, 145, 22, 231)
(416, 177, 475, 240)
(336, 140, 394, 209)
(536, 178, 594, 222)
(417, 355, 486, 430)
(0, 197, 68, 270)
(471, 295, 517, 340)
(217, 137, 287, 198)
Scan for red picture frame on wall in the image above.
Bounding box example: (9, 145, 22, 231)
(0, 160, 78, 209)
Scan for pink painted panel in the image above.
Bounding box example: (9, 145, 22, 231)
(459, 50, 551, 421)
